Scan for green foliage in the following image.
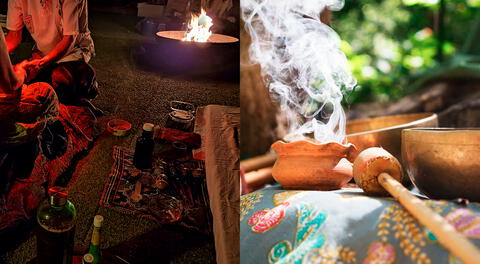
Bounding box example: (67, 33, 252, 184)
(334, 0, 478, 103)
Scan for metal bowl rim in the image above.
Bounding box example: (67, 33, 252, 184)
(403, 127, 480, 133)
(402, 127, 480, 145)
(156, 31, 239, 44)
(347, 112, 437, 137)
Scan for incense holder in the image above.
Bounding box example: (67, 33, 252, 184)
(271, 140, 357, 190)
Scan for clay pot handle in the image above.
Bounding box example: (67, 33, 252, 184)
(270, 140, 284, 153)
(345, 143, 359, 163)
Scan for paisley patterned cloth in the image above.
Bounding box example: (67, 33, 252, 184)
(240, 186, 480, 264)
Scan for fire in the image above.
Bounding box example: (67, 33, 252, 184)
(182, 9, 213, 42)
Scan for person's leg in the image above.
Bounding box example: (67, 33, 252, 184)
(0, 139, 40, 208)
(28, 62, 83, 104)
(11, 139, 40, 180)
(16, 82, 59, 126)
(0, 151, 13, 208)
(0, 83, 58, 206)
(12, 82, 60, 145)
(50, 61, 99, 104)
(49, 64, 77, 105)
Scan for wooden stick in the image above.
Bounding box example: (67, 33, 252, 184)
(245, 167, 274, 190)
(241, 152, 277, 173)
(379, 172, 480, 264)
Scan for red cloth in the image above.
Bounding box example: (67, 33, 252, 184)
(30, 104, 96, 185)
(154, 126, 201, 149)
(0, 104, 97, 253)
(0, 82, 59, 146)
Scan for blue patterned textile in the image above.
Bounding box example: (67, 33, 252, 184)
(240, 186, 480, 264)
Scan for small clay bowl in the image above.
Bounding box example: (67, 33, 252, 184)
(271, 140, 357, 190)
(107, 119, 132, 136)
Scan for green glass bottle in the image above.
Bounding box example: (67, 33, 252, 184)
(87, 215, 104, 264)
(36, 187, 76, 264)
(82, 253, 94, 264)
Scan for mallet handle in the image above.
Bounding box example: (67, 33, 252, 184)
(379, 172, 480, 264)
(241, 152, 277, 173)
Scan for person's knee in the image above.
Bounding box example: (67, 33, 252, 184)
(75, 62, 98, 100)
(46, 62, 98, 103)
(51, 66, 74, 88)
(50, 66, 75, 103)
(17, 82, 59, 123)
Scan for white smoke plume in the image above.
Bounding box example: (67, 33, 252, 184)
(241, 0, 356, 143)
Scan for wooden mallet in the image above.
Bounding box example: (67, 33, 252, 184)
(353, 147, 480, 264)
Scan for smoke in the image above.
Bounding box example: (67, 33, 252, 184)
(241, 0, 356, 143)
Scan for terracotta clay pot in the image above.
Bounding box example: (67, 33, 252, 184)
(271, 140, 357, 190)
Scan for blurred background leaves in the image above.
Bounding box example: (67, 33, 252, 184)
(334, 0, 479, 103)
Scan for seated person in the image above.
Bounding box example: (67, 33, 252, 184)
(0, 26, 59, 207)
(5, 0, 99, 109)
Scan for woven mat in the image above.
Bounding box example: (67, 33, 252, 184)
(100, 146, 212, 234)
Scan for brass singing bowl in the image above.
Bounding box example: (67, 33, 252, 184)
(402, 128, 480, 201)
(346, 113, 438, 161)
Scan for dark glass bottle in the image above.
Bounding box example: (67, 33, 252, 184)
(134, 123, 155, 170)
(36, 187, 76, 264)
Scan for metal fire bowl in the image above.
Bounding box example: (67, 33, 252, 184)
(151, 31, 239, 75)
(402, 128, 480, 201)
(346, 113, 438, 161)
(156, 31, 239, 44)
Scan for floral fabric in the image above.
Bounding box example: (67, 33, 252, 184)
(240, 186, 480, 264)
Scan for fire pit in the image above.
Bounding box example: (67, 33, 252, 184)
(134, 8, 239, 77)
(151, 30, 239, 75)
(156, 31, 239, 44)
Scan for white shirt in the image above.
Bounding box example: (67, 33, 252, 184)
(6, 0, 95, 63)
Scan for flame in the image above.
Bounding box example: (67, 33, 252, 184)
(182, 9, 213, 42)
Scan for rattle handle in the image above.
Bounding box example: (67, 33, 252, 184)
(379, 172, 480, 264)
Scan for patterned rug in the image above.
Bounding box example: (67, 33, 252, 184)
(100, 146, 212, 234)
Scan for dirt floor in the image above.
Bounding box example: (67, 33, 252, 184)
(3, 5, 238, 264)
